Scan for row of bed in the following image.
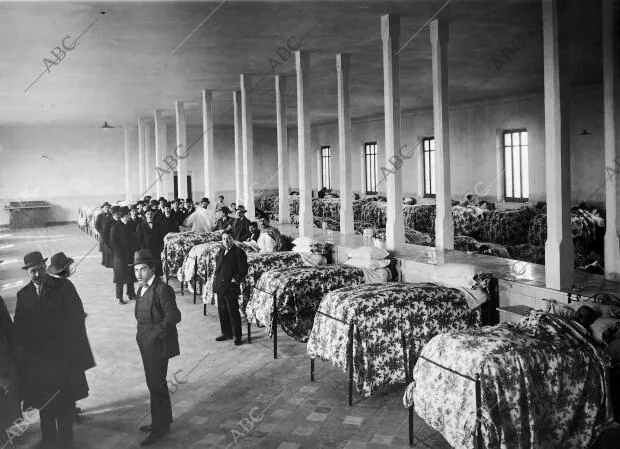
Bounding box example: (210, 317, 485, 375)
(77, 208, 619, 448)
(256, 194, 606, 265)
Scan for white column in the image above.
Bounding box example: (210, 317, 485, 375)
(603, 0, 620, 277)
(276, 75, 291, 223)
(337, 54, 354, 235)
(145, 121, 153, 195)
(175, 101, 188, 200)
(543, 0, 573, 290)
(381, 15, 404, 251)
(202, 90, 216, 201)
(241, 74, 255, 220)
(233, 90, 243, 206)
(138, 117, 146, 198)
(296, 50, 313, 237)
(154, 110, 164, 199)
(431, 19, 454, 251)
(161, 121, 172, 198)
(123, 122, 132, 202)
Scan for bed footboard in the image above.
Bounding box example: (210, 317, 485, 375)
(408, 355, 483, 449)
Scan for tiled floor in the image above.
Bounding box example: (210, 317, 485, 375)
(0, 225, 451, 449)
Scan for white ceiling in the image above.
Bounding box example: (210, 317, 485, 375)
(0, 0, 603, 127)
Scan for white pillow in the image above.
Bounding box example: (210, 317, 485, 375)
(292, 236, 318, 248)
(292, 245, 312, 254)
(344, 258, 391, 270)
(348, 246, 389, 260)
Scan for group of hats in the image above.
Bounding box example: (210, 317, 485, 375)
(22, 250, 74, 275)
(22, 249, 160, 271)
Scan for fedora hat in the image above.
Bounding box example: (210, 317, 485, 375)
(129, 249, 161, 267)
(119, 206, 130, 217)
(101, 202, 111, 208)
(47, 252, 74, 275)
(236, 205, 246, 212)
(110, 205, 121, 214)
(22, 251, 47, 269)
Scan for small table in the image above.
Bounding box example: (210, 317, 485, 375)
(497, 305, 535, 322)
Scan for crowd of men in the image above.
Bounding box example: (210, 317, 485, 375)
(94, 195, 282, 304)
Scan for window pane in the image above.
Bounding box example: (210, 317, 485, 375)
(505, 146, 513, 198)
(513, 145, 521, 198)
(522, 145, 529, 198)
(430, 138, 435, 151)
(504, 133, 511, 146)
(513, 132, 520, 147)
(521, 131, 528, 146)
(424, 151, 430, 194)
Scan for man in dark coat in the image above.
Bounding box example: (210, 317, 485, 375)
(230, 206, 252, 242)
(212, 232, 248, 345)
(170, 199, 184, 229)
(13, 252, 95, 449)
(137, 209, 163, 276)
(132, 250, 181, 447)
(110, 206, 137, 304)
(102, 206, 119, 269)
(159, 202, 179, 237)
(0, 294, 21, 448)
(94, 202, 111, 266)
(213, 207, 234, 231)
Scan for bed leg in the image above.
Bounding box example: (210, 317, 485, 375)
(193, 260, 198, 304)
(311, 358, 315, 382)
(348, 322, 354, 407)
(247, 321, 251, 344)
(203, 303, 206, 316)
(475, 373, 482, 449)
(409, 406, 414, 446)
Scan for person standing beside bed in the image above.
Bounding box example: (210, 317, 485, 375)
(213, 232, 248, 346)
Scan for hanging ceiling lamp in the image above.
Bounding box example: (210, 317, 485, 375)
(98, 11, 116, 131)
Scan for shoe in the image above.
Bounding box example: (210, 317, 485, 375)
(140, 432, 166, 447)
(215, 335, 233, 342)
(234, 338, 243, 346)
(118, 299, 127, 305)
(140, 425, 152, 433)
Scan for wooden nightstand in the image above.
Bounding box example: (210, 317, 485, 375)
(497, 305, 535, 323)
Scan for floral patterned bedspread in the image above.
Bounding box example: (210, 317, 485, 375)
(246, 265, 365, 342)
(403, 310, 613, 449)
(162, 230, 224, 278)
(308, 282, 479, 398)
(479, 208, 536, 246)
(239, 251, 307, 311)
(452, 206, 486, 236)
(527, 210, 602, 247)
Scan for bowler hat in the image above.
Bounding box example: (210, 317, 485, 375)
(201, 197, 210, 204)
(47, 252, 74, 275)
(22, 251, 47, 269)
(111, 205, 121, 214)
(101, 202, 111, 208)
(130, 249, 161, 267)
(158, 197, 166, 202)
(236, 205, 246, 212)
(119, 206, 130, 217)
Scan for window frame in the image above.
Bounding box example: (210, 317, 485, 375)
(422, 136, 436, 198)
(320, 145, 331, 190)
(364, 142, 378, 195)
(503, 129, 529, 203)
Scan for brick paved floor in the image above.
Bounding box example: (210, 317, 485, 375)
(0, 225, 451, 449)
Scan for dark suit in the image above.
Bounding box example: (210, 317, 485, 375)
(212, 245, 248, 339)
(95, 212, 111, 266)
(160, 214, 180, 236)
(110, 220, 136, 300)
(13, 276, 95, 445)
(214, 216, 234, 232)
(135, 277, 181, 434)
(231, 217, 252, 242)
(102, 217, 115, 268)
(137, 221, 163, 276)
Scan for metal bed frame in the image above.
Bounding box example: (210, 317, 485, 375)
(310, 296, 484, 409)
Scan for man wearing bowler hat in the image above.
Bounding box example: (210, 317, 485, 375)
(95, 202, 111, 266)
(230, 205, 252, 242)
(13, 252, 95, 449)
(212, 232, 248, 345)
(110, 206, 137, 304)
(131, 249, 181, 446)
